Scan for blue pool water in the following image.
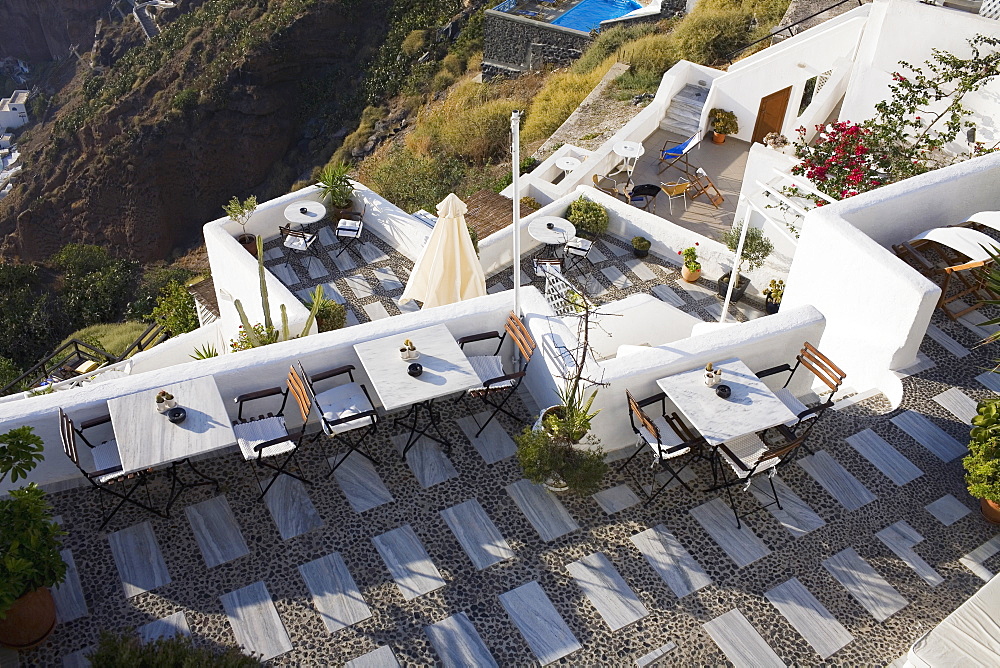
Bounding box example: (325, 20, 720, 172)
(551, 0, 641, 33)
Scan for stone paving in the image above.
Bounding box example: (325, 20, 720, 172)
(14, 293, 1000, 666)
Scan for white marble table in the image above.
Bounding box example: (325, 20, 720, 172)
(528, 216, 576, 249)
(284, 200, 327, 225)
(613, 140, 645, 184)
(109, 375, 236, 473)
(555, 156, 582, 174)
(656, 358, 797, 447)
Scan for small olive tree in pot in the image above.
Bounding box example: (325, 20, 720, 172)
(223, 195, 258, 255)
(718, 223, 774, 303)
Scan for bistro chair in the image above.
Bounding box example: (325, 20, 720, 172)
(627, 183, 661, 212)
(710, 425, 807, 529)
(295, 360, 380, 476)
(755, 342, 846, 450)
(456, 311, 537, 437)
(231, 367, 314, 500)
(564, 236, 595, 274)
(533, 256, 563, 278)
(279, 224, 319, 257)
(660, 179, 691, 215)
(593, 174, 625, 200)
(618, 390, 705, 506)
(58, 408, 158, 530)
(335, 203, 367, 257)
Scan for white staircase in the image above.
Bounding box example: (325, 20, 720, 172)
(659, 84, 710, 137)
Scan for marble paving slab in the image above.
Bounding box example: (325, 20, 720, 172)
(263, 247, 285, 261)
(397, 297, 420, 313)
(703, 609, 785, 668)
(137, 611, 190, 644)
(456, 414, 517, 464)
(263, 474, 324, 541)
(641, 466, 698, 498)
(219, 581, 293, 661)
(631, 524, 711, 598)
(391, 433, 458, 488)
(61, 648, 92, 667)
(636, 642, 677, 667)
(566, 552, 649, 631)
(505, 479, 580, 542)
(845, 429, 922, 485)
(749, 475, 825, 538)
(373, 266, 403, 291)
(932, 387, 978, 423)
(875, 520, 943, 587)
(270, 263, 299, 286)
(372, 524, 446, 600)
(651, 284, 684, 307)
(601, 265, 632, 289)
(925, 494, 971, 525)
(185, 495, 249, 568)
(895, 351, 935, 377)
(52, 549, 88, 623)
(925, 324, 970, 357)
(302, 255, 329, 279)
(675, 279, 716, 300)
(424, 612, 498, 668)
(343, 274, 374, 299)
(764, 578, 852, 660)
(440, 499, 514, 570)
(689, 498, 771, 567)
(358, 243, 390, 264)
(499, 581, 582, 665)
(823, 547, 908, 622)
(890, 410, 967, 462)
(959, 308, 1000, 338)
(976, 371, 1000, 394)
(362, 301, 390, 321)
(593, 484, 641, 514)
(345, 646, 400, 668)
(960, 535, 1000, 582)
(331, 249, 357, 273)
(798, 450, 876, 511)
(299, 552, 372, 633)
(317, 225, 337, 246)
(702, 301, 725, 320)
(108, 521, 171, 598)
(331, 454, 394, 513)
(625, 259, 657, 281)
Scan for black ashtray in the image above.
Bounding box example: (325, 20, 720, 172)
(545, 222, 554, 229)
(167, 407, 187, 423)
(715, 384, 732, 399)
(299, 206, 308, 214)
(407, 363, 423, 377)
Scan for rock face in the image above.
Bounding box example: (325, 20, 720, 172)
(0, 0, 108, 61)
(0, 1, 390, 263)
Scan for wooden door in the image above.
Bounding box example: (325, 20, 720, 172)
(751, 86, 792, 144)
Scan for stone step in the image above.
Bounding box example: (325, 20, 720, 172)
(675, 84, 710, 106)
(660, 118, 700, 136)
(665, 105, 702, 124)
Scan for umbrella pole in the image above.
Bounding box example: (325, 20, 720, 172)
(720, 216, 750, 323)
(511, 111, 522, 318)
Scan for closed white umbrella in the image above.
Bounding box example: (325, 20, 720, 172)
(399, 193, 486, 309)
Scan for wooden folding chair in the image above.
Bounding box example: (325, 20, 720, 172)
(657, 133, 699, 176)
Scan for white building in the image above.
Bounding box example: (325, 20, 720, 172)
(0, 90, 29, 131)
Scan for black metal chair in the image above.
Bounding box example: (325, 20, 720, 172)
(279, 224, 319, 258)
(294, 360, 380, 476)
(335, 202, 367, 257)
(710, 425, 807, 529)
(58, 408, 159, 530)
(456, 311, 537, 437)
(617, 390, 705, 505)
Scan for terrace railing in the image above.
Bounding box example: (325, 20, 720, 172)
(493, 0, 517, 12)
(724, 0, 865, 64)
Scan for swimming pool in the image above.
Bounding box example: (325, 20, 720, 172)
(551, 0, 641, 33)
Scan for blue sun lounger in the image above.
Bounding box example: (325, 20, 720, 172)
(657, 133, 700, 175)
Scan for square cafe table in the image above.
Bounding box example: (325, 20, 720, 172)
(655, 357, 797, 448)
(354, 324, 480, 457)
(108, 375, 235, 512)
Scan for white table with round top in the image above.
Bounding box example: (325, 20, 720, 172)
(528, 216, 576, 258)
(284, 200, 327, 225)
(613, 140, 645, 186)
(555, 156, 582, 175)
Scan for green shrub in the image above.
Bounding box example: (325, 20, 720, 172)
(151, 281, 199, 336)
(565, 196, 609, 236)
(722, 223, 773, 272)
(441, 53, 467, 76)
(357, 145, 466, 213)
(401, 29, 429, 58)
(432, 69, 457, 93)
(128, 266, 195, 319)
(172, 88, 199, 111)
(572, 23, 656, 75)
(0, 263, 56, 369)
(0, 356, 21, 391)
(966, 399, 1000, 503)
(52, 245, 139, 330)
(87, 631, 262, 667)
(305, 290, 347, 332)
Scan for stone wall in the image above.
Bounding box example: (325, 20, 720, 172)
(483, 10, 593, 76)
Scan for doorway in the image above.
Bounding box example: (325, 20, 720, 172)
(751, 86, 792, 144)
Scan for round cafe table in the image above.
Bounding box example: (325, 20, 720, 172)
(613, 140, 645, 186)
(528, 216, 576, 258)
(284, 201, 327, 225)
(555, 156, 582, 175)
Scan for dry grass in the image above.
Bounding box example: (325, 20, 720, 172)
(522, 58, 615, 143)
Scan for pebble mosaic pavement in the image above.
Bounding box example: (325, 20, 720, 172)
(14, 225, 1000, 667)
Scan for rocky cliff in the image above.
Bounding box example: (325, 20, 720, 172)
(0, 0, 109, 61)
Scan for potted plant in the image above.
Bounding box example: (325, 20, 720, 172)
(679, 243, 701, 282)
(965, 398, 1000, 523)
(565, 196, 609, 238)
(0, 426, 67, 650)
(763, 132, 789, 151)
(717, 223, 774, 303)
(223, 195, 258, 255)
(709, 108, 738, 144)
(317, 162, 355, 216)
(762, 279, 784, 314)
(631, 236, 651, 258)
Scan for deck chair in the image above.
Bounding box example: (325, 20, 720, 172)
(232, 367, 313, 499)
(893, 226, 1000, 320)
(295, 361, 380, 477)
(755, 342, 846, 450)
(961, 211, 1000, 233)
(657, 133, 700, 175)
(279, 225, 319, 257)
(59, 408, 159, 530)
(710, 426, 807, 529)
(456, 311, 537, 437)
(618, 391, 705, 506)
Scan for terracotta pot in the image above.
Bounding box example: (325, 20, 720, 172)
(712, 131, 726, 144)
(980, 498, 1000, 524)
(237, 234, 257, 255)
(681, 265, 701, 283)
(0, 587, 57, 650)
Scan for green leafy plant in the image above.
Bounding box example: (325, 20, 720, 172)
(0, 426, 67, 619)
(965, 398, 1000, 503)
(304, 287, 347, 333)
(520, 196, 542, 210)
(565, 196, 609, 237)
(190, 343, 219, 360)
(317, 162, 355, 210)
(631, 236, 651, 251)
(515, 424, 607, 497)
(150, 281, 198, 336)
(222, 195, 258, 238)
(679, 244, 701, 272)
(51, 244, 139, 331)
(709, 108, 739, 135)
(87, 630, 262, 667)
(721, 223, 773, 273)
(762, 279, 785, 304)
